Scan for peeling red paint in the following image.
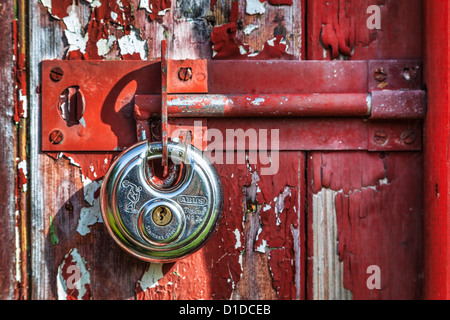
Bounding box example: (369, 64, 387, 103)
(66, 49, 86, 60)
(308, 152, 423, 300)
(58, 249, 91, 300)
(211, 22, 248, 60)
(13, 20, 27, 122)
(121, 52, 142, 60)
(84, 0, 133, 59)
(136, 259, 211, 300)
(40, 0, 74, 19)
(17, 168, 27, 192)
(210, 0, 217, 11)
(251, 154, 303, 299)
(211, 2, 293, 60)
(211, 2, 245, 60)
(41, 0, 136, 60)
(308, 0, 421, 61)
(140, 0, 171, 21)
(249, 35, 294, 60)
(46, 153, 117, 181)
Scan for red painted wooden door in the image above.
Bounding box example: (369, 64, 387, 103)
(1, 0, 435, 300)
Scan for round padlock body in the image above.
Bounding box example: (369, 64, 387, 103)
(100, 140, 223, 263)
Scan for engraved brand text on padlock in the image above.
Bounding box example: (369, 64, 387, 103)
(100, 140, 223, 263)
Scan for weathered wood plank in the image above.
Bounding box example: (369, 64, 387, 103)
(307, 0, 423, 60)
(136, 151, 305, 300)
(307, 152, 423, 300)
(0, 0, 18, 300)
(30, 0, 305, 299)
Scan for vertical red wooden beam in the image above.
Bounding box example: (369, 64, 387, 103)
(423, 0, 450, 300)
(161, 40, 168, 166)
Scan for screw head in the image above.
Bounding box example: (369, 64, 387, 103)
(373, 68, 387, 82)
(178, 67, 193, 81)
(401, 130, 416, 144)
(49, 130, 64, 145)
(50, 67, 64, 82)
(401, 67, 418, 83)
(373, 130, 388, 145)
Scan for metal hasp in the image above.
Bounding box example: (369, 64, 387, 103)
(41, 59, 426, 152)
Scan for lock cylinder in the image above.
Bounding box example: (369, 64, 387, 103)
(100, 140, 223, 263)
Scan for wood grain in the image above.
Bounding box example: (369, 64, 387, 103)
(29, 0, 306, 300)
(0, 0, 18, 300)
(307, 0, 423, 60)
(307, 152, 423, 300)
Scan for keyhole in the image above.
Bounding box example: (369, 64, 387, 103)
(152, 205, 173, 226)
(159, 208, 166, 221)
(57, 86, 85, 127)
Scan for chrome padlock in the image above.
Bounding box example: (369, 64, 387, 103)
(100, 140, 223, 263)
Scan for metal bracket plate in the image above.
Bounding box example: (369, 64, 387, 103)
(41, 59, 425, 152)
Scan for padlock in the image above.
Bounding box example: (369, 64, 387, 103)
(100, 140, 223, 263)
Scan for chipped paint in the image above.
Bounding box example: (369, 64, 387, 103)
(139, 0, 171, 20)
(290, 225, 301, 300)
(234, 229, 242, 249)
(255, 239, 267, 253)
(77, 176, 103, 235)
(274, 186, 291, 226)
(81, 175, 101, 206)
(246, 0, 266, 15)
(17, 160, 28, 192)
(250, 97, 265, 106)
(85, 0, 102, 8)
(137, 263, 164, 292)
(312, 188, 353, 300)
(57, 248, 91, 300)
(96, 35, 116, 57)
(118, 28, 148, 60)
(243, 24, 259, 36)
(62, 10, 88, 55)
(77, 198, 103, 236)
